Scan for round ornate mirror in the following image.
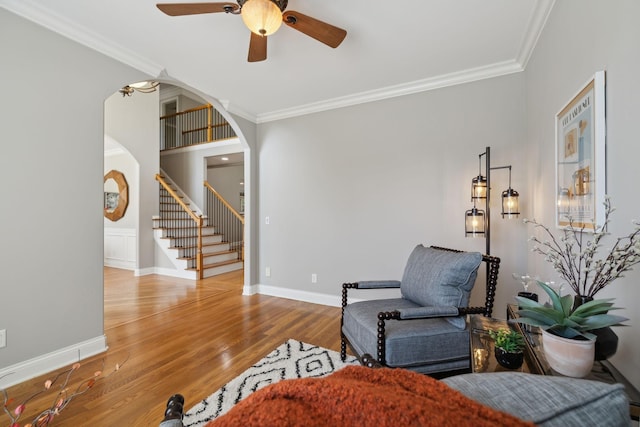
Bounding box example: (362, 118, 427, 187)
(104, 170, 129, 221)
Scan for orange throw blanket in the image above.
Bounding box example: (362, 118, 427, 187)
(206, 365, 535, 427)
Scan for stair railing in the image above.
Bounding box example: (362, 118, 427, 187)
(204, 182, 244, 261)
(156, 174, 204, 279)
(160, 104, 236, 151)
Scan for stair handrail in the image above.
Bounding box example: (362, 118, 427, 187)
(156, 174, 204, 279)
(203, 182, 245, 224)
(204, 181, 244, 261)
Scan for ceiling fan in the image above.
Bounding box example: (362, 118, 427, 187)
(156, 0, 347, 62)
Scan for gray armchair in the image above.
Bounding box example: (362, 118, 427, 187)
(341, 244, 500, 376)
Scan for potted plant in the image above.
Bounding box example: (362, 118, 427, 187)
(515, 281, 628, 377)
(488, 328, 525, 369)
(524, 196, 639, 360)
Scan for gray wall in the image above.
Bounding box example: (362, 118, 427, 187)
(0, 9, 146, 369)
(257, 74, 529, 311)
(524, 0, 640, 388)
(104, 91, 160, 271)
(160, 141, 244, 210)
(230, 113, 258, 286)
(207, 165, 245, 213)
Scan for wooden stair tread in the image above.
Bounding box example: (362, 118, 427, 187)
(171, 242, 228, 250)
(153, 226, 216, 231)
(186, 259, 243, 271)
(182, 250, 238, 261)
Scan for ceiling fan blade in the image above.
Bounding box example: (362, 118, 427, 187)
(282, 11, 347, 48)
(156, 2, 239, 16)
(248, 32, 267, 62)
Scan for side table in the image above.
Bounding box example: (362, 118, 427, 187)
(469, 314, 533, 374)
(506, 304, 640, 420)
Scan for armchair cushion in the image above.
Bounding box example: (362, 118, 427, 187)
(342, 298, 470, 373)
(400, 245, 481, 328)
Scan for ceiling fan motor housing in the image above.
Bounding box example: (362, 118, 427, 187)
(237, 0, 288, 12)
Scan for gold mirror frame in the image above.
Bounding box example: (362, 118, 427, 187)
(104, 170, 129, 221)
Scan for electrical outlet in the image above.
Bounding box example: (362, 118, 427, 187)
(311, 273, 317, 283)
(266, 267, 271, 277)
(0, 329, 6, 348)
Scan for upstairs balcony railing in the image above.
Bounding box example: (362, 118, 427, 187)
(160, 104, 236, 151)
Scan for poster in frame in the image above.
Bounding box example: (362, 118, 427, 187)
(555, 71, 606, 231)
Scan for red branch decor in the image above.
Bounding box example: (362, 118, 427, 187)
(2, 356, 127, 427)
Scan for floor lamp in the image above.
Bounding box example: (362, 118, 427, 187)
(465, 146, 520, 256)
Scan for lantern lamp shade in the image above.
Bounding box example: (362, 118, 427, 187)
(241, 0, 283, 36)
(465, 208, 486, 237)
(501, 188, 520, 218)
(471, 175, 487, 200)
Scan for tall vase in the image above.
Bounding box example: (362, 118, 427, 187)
(573, 295, 619, 360)
(573, 295, 593, 307)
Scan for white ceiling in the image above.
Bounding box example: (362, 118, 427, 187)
(2, 0, 554, 123)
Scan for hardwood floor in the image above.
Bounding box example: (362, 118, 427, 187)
(4, 267, 345, 426)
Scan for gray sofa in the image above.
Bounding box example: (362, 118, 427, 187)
(443, 371, 630, 426)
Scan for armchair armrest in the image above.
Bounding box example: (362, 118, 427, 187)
(354, 280, 401, 289)
(396, 306, 459, 319)
(341, 281, 401, 310)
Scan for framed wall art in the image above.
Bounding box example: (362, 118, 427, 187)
(555, 71, 606, 231)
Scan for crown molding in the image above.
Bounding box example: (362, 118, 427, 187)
(0, 0, 164, 77)
(255, 59, 524, 123)
(516, 0, 556, 69)
(1, 0, 553, 125)
(254, 0, 554, 124)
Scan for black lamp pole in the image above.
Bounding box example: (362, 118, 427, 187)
(484, 147, 491, 256)
(467, 146, 521, 293)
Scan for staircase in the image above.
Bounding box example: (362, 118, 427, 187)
(153, 175, 243, 279)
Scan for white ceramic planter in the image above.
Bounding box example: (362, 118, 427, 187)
(541, 329, 595, 378)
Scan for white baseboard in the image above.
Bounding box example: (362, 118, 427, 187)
(248, 284, 342, 307)
(245, 283, 402, 307)
(0, 335, 108, 389)
(135, 266, 157, 276)
(104, 259, 135, 270)
(135, 266, 196, 280)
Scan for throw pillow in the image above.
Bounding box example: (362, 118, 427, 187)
(400, 245, 482, 327)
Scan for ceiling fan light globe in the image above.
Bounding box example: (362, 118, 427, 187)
(241, 0, 282, 36)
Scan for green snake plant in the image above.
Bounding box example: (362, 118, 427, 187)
(514, 281, 628, 340)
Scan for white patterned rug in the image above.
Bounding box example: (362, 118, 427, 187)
(183, 339, 358, 427)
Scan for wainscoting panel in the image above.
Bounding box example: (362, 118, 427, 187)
(104, 227, 136, 269)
